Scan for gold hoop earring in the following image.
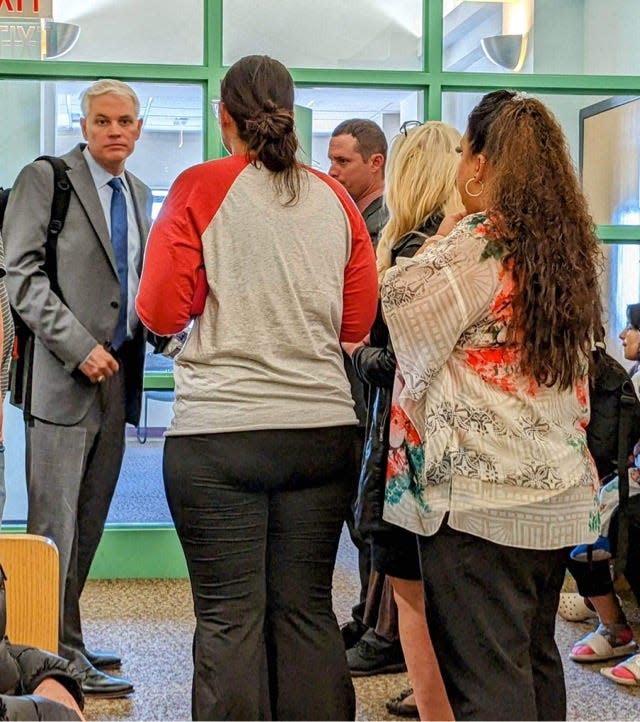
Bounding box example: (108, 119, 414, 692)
(465, 177, 484, 198)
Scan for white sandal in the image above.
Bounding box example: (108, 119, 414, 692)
(570, 624, 637, 662)
(601, 653, 640, 685)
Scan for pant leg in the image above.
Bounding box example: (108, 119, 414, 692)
(26, 417, 97, 662)
(266, 473, 356, 721)
(75, 372, 126, 595)
(26, 371, 126, 665)
(418, 524, 567, 721)
(566, 556, 613, 598)
(345, 429, 371, 623)
(164, 435, 269, 721)
(530, 548, 569, 721)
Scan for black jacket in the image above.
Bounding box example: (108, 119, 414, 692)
(351, 219, 440, 536)
(0, 567, 83, 720)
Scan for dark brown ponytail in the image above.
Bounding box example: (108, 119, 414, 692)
(221, 55, 303, 204)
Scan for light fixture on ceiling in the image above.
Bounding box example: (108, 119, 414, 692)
(480, 0, 533, 73)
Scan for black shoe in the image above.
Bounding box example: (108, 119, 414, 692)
(83, 648, 122, 670)
(340, 619, 367, 649)
(77, 665, 134, 698)
(346, 635, 406, 677)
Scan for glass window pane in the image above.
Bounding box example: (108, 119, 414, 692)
(604, 244, 639, 365)
(224, 0, 423, 70)
(443, 0, 640, 75)
(51, 0, 203, 64)
(581, 97, 640, 226)
(0, 78, 204, 524)
(295, 87, 423, 170)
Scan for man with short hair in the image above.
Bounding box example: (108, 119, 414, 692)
(328, 118, 387, 248)
(3, 79, 152, 698)
(328, 119, 405, 677)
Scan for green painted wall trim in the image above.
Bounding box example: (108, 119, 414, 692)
(1, 524, 188, 580)
(596, 226, 640, 244)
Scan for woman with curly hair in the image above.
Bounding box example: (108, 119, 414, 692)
(380, 90, 603, 720)
(345, 120, 462, 721)
(136, 55, 377, 720)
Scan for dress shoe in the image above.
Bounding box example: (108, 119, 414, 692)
(77, 665, 134, 698)
(83, 648, 122, 670)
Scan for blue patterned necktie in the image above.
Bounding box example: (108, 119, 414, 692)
(107, 177, 129, 349)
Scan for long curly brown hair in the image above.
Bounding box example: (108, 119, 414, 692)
(467, 90, 603, 390)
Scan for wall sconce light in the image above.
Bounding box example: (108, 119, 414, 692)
(481, 33, 527, 71)
(41, 19, 80, 59)
(480, 0, 533, 73)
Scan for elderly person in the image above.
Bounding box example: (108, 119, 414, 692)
(380, 90, 603, 720)
(136, 55, 377, 720)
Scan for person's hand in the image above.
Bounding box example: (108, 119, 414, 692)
(341, 334, 369, 358)
(33, 678, 85, 719)
(436, 212, 466, 238)
(78, 344, 119, 384)
(341, 341, 362, 357)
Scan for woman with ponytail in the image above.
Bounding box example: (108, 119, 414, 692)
(380, 90, 603, 720)
(136, 55, 377, 720)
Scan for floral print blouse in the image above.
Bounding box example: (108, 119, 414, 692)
(380, 213, 600, 549)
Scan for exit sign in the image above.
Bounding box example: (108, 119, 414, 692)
(0, 0, 52, 18)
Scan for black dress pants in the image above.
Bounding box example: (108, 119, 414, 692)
(418, 523, 569, 721)
(164, 426, 356, 721)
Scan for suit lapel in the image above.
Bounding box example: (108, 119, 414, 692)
(64, 146, 118, 276)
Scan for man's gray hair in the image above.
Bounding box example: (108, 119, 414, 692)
(80, 79, 140, 117)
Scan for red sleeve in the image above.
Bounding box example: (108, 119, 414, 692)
(309, 169, 379, 342)
(136, 156, 247, 335)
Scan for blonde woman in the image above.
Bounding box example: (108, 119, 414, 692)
(343, 121, 462, 720)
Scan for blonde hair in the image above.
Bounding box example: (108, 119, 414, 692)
(377, 121, 462, 283)
(80, 79, 140, 117)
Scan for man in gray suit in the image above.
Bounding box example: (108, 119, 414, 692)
(3, 79, 151, 699)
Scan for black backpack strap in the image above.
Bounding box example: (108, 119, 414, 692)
(613, 379, 636, 576)
(34, 155, 71, 302)
(17, 156, 71, 422)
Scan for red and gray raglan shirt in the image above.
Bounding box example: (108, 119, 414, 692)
(136, 154, 378, 435)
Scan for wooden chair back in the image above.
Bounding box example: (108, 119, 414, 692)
(0, 533, 59, 653)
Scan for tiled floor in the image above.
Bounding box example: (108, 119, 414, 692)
(78, 527, 640, 721)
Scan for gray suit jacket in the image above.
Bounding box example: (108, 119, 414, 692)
(3, 144, 152, 426)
